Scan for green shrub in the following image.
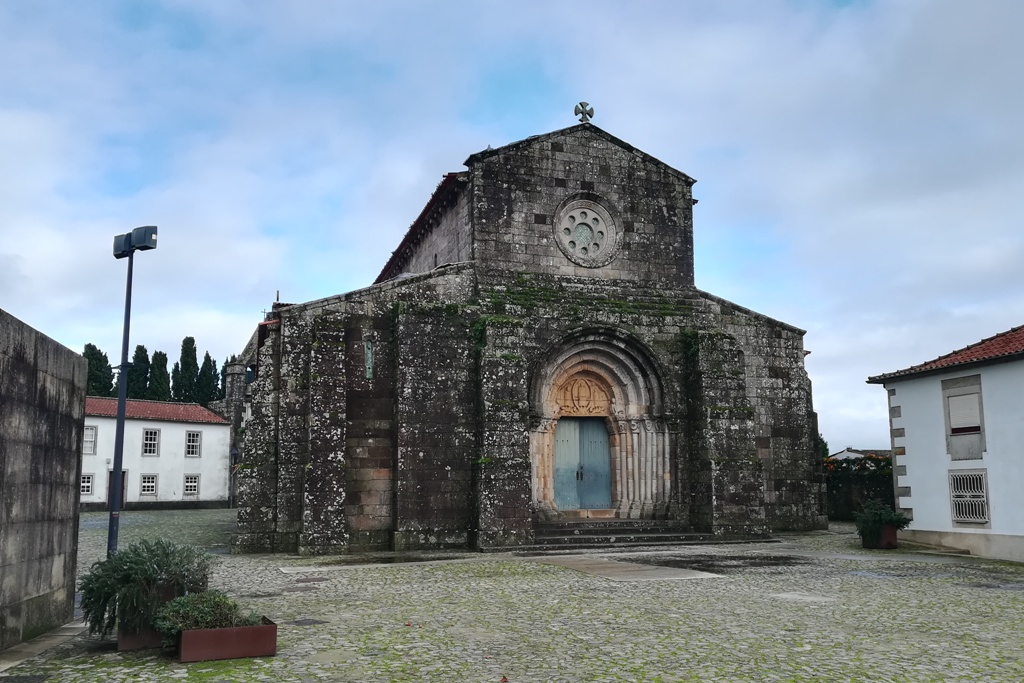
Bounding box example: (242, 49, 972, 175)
(78, 539, 215, 638)
(854, 498, 911, 547)
(153, 590, 261, 646)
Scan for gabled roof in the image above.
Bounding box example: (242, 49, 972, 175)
(464, 122, 696, 186)
(375, 172, 469, 283)
(85, 397, 229, 425)
(867, 323, 1024, 384)
(374, 123, 696, 284)
(829, 448, 892, 459)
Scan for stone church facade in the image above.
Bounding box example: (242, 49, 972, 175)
(231, 119, 826, 554)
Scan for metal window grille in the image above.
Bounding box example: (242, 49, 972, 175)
(83, 426, 96, 455)
(185, 431, 202, 457)
(81, 475, 93, 496)
(141, 474, 157, 495)
(143, 429, 160, 456)
(949, 470, 989, 523)
(183, 475, 200, 496)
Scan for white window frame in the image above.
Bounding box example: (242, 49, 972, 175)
(81, 474, 94, 496)
(949, 469, 989, 524)
(140, 474, 158, 496)
(83, 426, 97, 455)
(142, 428, 161, 457)
(183, 474, 200, 497)
(185, 431, 202, 457)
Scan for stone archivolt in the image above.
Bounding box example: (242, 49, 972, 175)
(530, 329, 671, 519)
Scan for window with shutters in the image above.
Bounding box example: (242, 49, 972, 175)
(949, 470, 989, 524)
(941, 375, 985, 460)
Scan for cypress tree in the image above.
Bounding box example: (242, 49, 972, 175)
(196, 352, 219, 407)
(126, 345, 150, 399)
(219, 357, 229, 400)
(148, 351, 171, 401)
(83, 344, 115, 397)
(173, 337, 199, 403)
(171, 362, 182, 402)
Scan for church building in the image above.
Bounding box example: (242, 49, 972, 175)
(231, 109, 826, 554)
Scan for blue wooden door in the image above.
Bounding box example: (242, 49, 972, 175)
(554, 419, 581, 509)
(553, 418, 611, 510)
(578, 418, 612, 508)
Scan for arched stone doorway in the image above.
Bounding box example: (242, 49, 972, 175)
(529, 330, 671, 520)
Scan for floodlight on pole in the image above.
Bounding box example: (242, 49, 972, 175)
(107, 225, 158, 558)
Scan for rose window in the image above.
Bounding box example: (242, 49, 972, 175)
(553, 198, 619, 267)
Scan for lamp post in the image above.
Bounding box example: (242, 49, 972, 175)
(107, 225, 158, 557)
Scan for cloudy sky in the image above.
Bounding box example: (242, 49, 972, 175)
(2, 1, 1022, 450)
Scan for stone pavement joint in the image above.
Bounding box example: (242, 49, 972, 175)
(4, 510, 1024, 682)
(534, 555, 722, 581)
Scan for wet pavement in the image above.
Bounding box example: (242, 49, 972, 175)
(3, 510, 1023, 682)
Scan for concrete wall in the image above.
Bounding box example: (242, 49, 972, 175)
(885, 361, 1024, 561)
(0, 308, 86, 651)
(80, 416, 230, 508)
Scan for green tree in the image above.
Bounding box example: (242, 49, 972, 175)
(126, 345, 150, 399)
(171, 362, 181, 401)
(83, 343, 115, 397)
(219, 357, 229, 400)
(817, 433, 830, 462)
(196, 352, 219, 407)
(172, 337, 199, 403)
(148, 351, 171, 401)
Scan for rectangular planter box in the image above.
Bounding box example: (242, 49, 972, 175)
(117, 624, 163, 651)
(861, 524, 899, 549)
(177, 617, 277, 663)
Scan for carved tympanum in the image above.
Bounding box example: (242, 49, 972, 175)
(556, 376, 611, 416)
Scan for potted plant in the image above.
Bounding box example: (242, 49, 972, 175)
(854, 498, 911, 549)
(154, 590, 277, 663)
(78, 539, 215, 650)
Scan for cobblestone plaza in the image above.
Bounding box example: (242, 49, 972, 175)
(3, 509, 1023, 682)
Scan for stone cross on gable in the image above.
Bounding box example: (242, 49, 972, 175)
(575, 102, 594, 123)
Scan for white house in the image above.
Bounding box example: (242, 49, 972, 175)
(81, 397, 231, 509)
(829, 448, 892, 461)
(868, 324, 1024, 562)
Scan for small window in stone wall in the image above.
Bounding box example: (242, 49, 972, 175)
(81, 474, 94, 496)
(184, 474, 200, 496)
(140, 474, 158, 496)
(83, 426, 96, 455)
(949, 470, 989, 523)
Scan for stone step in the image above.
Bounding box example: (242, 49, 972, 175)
(534, 524, 686, 537)
(535, 518, 682, 529)
(534, 532, 713, 547)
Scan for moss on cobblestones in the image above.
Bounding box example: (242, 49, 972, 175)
(7, 513, 1024, 681)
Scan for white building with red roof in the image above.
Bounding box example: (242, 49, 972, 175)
(81, 397, 231, 509)
(868, 324, 1024, 561)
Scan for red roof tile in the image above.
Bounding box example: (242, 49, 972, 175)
(868, 323, 1024, 383)
(85, 397, 229, 424)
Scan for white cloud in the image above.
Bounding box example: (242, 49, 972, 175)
(1, 1, 1022, 448)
